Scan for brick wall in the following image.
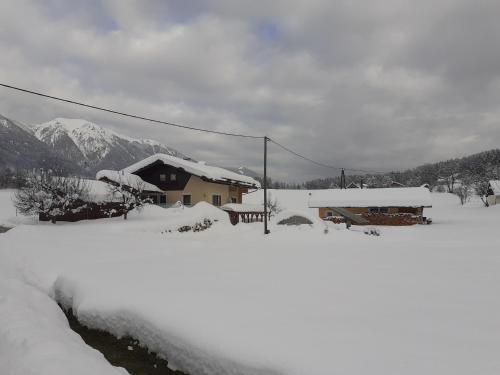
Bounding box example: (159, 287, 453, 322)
(361, 213, 423, 225)
(324, 213, 423, 225)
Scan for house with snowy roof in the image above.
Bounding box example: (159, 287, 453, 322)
(97, 153, 260, 207)
(308, 187, 432, 225)
(346, 182, 360, 189)
(486, 180, 500, 206)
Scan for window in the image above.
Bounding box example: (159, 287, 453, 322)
(159, 174, 166, 182)
(231, 197, 237, 203)
(379, 207, 389, 214)
(160, 195, 167, 204)
(212, 194, 222, 206)
(170, 173, 176, 181)
(326, 211, 334, 217)
(369, 207, 389, 214)
(182, 194, 192, 206)
(368, 207, 378, 213)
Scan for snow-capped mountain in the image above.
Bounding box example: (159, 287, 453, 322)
(0, 114, 79, 172)
(1, 114, 257, 179)
(32, 118, 186, 173)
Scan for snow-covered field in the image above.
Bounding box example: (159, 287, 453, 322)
(0, 190, 17, 227)
(1, 189, 500, 375)
(0, 189, 37, 228)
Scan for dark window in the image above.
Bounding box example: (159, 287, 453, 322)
(182, 194, 191, 206)
(369, 207, 378, 213)
(159, 174, 166, 182)
(326, 211, 334, 217)
(212, 194, 222, 206)
(160, 195, 166, 204)
(379, 207, 389, 213)
(170, 173, 176, 181)
(231, 197, 237, 203)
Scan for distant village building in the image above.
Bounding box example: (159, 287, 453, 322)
(389, 181, 406, 188)
(97, 154, 260, 208)
(486, 180, 500, 206)
(346, 182, 360, 189)
(308, 187, 432, 225)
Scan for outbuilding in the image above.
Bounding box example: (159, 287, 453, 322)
(486, 180, 500, 206)
(308, 187, 432, 225)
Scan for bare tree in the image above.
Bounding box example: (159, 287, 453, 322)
(440, 173, 460, 193)
(474, 180, 491, 207)
(14, 169, 89, 223)
(455, 183, 472, 205)
(265, 192, 282, 215)
(105, 176, 151, 220)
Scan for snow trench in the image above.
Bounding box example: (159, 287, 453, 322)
(53, 276, 281, 375)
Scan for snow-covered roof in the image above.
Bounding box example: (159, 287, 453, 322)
(221, 203, 265, 213)
(308, 187, 432, 208)
(489, 180, 500, 195)
(96, 170, 163, 193)
(123, 153, 260, 189)
(70, 178, 123, 203)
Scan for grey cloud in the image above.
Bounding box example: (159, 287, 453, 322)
(1, 0, 500, 182)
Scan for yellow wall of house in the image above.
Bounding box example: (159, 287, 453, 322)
(164, 175, 247, 206)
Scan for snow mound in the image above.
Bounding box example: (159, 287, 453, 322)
(274, 209, 323, 226)
(0, 278, 125, 375)
(127, 202, 229, 233)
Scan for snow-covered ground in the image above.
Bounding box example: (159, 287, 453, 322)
(0, 189, 37, 228)
(0, 190, 17, 227)
(244, 188, 318, 216)
(1, 190, 500, 375)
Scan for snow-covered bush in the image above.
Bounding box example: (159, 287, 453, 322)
(363, 227, 381, 236)
(14, 170, 89, 223)
(177, 219, 214, 233)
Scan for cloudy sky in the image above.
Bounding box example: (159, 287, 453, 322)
(1, 0, 499, 181)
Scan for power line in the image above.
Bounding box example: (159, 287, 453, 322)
(268, 138, 385, 174)
(0, 83, 263, 139)
(0, 82, 387, 174)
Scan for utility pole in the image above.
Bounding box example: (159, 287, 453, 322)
(263, 136, 270, 234)
(340, 168, 346, 189)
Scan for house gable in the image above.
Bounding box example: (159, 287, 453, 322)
(133, 161, 192, 191)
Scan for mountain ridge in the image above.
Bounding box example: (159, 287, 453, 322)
(0, 114, 79, 173)
(31, 118, 186, 173)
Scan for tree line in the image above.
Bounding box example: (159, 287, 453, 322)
(260, 149, 500, 205)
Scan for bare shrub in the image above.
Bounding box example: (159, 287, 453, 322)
(14, 170, 89, 223)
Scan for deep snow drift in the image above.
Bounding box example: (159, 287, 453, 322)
(1, 191, 500, 375)
(0, 278, 127, 375)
